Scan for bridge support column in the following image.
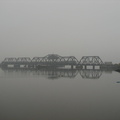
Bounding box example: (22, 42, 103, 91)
(81, 65, 83, 69)
(28, 64, 34, 68)
(71, 65, 73, 69)
(76, 65, 82, 69)
(85, 65, 87, 69)
(1, 64, 8, 68)
(81, 65, 84, 69)
(100, 65, 102, 69)
(93, 65, 95, 70)
(14, 64, 20, 68)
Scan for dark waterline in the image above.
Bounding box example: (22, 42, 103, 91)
(0, 69, 120, 120)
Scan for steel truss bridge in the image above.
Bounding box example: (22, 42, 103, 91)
(0, 54, 110, 69)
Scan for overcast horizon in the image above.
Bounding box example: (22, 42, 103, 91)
(0, 0, 120, 63)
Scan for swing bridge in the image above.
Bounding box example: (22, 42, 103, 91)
(0, 54, 115, 70)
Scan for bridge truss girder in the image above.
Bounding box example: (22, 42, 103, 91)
(79, 56, 104, 65)
(31, 54, 78, 66)
(16, 57, 31, 62)
(3, 58, 17, 62)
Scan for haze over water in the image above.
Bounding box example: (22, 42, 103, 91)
(1, 0, 120, 120)
(0, 68, 120, 120)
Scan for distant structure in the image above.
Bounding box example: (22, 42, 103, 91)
(0, 54, 117, 70)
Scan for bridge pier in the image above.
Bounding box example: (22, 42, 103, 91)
(1, 64, 8, 68)
(71, 65, 73, 69)
(28, 64, 34, 68)
(84, 65, 87, 69)
(14, 64, 20, 68)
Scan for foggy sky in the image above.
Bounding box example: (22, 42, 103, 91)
(0, 0, 120, 63)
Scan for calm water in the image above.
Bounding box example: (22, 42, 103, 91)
(0, 68, 120, 120)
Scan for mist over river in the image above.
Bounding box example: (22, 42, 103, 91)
(1, 1, 120, 119)
(0, 68, 120, 120)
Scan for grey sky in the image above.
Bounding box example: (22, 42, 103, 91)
(0, 0, 120, 63)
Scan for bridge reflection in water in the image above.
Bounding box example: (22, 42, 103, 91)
(79, 70, 103, 79)
(34, 69, 78, 79)
(1, 68, 109, 79)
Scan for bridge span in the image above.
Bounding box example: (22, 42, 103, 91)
(0, 54, 116, 70)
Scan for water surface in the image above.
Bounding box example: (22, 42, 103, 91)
(0, 69, 120, 120)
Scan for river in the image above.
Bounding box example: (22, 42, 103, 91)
(0, 68, 120, 120)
